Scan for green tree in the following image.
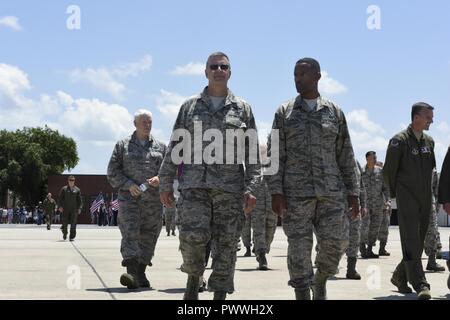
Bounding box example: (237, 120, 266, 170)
(0, 126, 79, 206)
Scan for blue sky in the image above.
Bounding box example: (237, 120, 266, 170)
(1, 0, 450, 173)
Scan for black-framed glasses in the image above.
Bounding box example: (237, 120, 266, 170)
(209, 64, 230, 71)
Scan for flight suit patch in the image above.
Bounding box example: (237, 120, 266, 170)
(390, 139, 400, 147)
(420, 146, 431, 154)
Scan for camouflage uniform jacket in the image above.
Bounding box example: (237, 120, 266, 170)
(268, 95, 359, 197)
(361, 165, 390, 208)
(158, 87, 261, 195)
(107, 132, 167, 195)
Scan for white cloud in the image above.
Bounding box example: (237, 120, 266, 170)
(319, 71, 347, 95)
(70, 68, 125, 100)
(436, 121, 449, 134)
(0, 63, 135, 146)
(112, 55, 153, 78)
(349, 128, 389, 158)
(69, 55, 152, 100)
(0, 16, 22, 31)
(346, 109, 389, 164)
(170, 62, 205, 76)
(0, 63, 31, 99)
(155, 89, 188, 120)
(347, 109, 385, 134)
(429, 121, 450, 171)
(0, 63, 177, 174)
(0, 63, 38, 127)
(59, 96, 134, 142)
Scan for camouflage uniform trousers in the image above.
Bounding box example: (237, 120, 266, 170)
(241, 191, 278, 254)
(283, 194, 349, 290)
(178, 188, 245, 293)
(424, 206, 440, 256)
(265, 211, 277, 254)
(360, 203, 384, 246)
(165, 208, 177, 233)
(377, 208, 391, 243)
(241, 214, 252, 248)
(345, 212, 361, 258)
(118, 191, 163, 266)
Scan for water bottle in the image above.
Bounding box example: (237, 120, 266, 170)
(139, 182, 149, 192)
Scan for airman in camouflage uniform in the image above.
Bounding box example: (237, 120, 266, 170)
(360, 151, 390, 258)
(375, 162, 392, 256)
(159, 52, 260, 300)
(268, 58, 360, 300)
(107, 109, 166, 290)
(241, 214, 252, 256)
(164, 201, 177, 236)
(377, 202, 392, 255)
(57, 175, 83, 241)
(345, 161, 366, 280)
(241, 176, 277, 270)
(424, 168, 445, 271)
(43, 193, 56, 230)
(263, 182, 278, 254)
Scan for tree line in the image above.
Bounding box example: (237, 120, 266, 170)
(0, 126, 79, 207)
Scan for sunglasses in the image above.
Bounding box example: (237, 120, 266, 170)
(68, 179, 75, 182)
(209, 64, 230, 71)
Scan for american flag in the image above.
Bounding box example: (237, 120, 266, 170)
(90, 194, 105, 214)
(111, 199, 119, 211)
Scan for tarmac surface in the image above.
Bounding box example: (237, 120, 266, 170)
(0, 224, 449, 300)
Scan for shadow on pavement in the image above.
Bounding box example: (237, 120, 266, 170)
(373, 293, 417, 300)
(86, 287, 155, 293)
(236, 268, 278, 272)
(329, 276, 349, 281)
(157, 288, 186, 294)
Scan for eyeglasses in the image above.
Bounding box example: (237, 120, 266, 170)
(209, 64, 230, 71)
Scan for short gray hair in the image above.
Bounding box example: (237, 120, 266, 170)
(206, 52, 230, 66)
(134, 109, 153, 122)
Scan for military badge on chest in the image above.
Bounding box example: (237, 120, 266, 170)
(420, 146, 431, 154)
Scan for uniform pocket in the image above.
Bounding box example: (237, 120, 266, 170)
(225, 117, 246, 129)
